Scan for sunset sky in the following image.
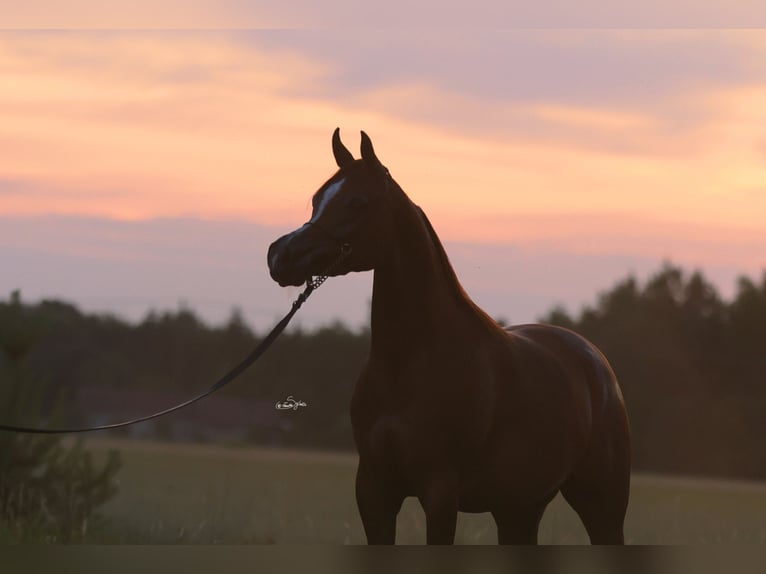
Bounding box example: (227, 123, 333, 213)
(2, 23, 765, 330)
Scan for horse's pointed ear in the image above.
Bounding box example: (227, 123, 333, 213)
(360, 130, 383, 170)
(332, 128, 354, 168)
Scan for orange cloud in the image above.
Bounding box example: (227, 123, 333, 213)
(1, 31, 765, 274)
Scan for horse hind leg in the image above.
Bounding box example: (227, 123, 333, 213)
(560, 476, 628, 544)
(560, 433, 631, 544)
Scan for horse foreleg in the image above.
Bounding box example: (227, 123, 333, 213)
(420, 472, 459, 545)
(355, 461, 404, 544)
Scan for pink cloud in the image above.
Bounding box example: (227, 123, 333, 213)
(3, 1, 766, 27)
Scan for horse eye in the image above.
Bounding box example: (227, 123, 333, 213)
(347, 195, 369, 210)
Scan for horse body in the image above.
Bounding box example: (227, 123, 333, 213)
(267, 129, 630, 544)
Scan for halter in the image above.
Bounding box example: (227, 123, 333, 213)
(304, 220, 353, 258)
(303, 239, 353, 291)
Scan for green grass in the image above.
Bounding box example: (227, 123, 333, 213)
(81, 438, 766, 544)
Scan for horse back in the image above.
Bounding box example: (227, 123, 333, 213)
(502, 323, 626, 434)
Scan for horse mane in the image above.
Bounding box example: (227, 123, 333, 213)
(413, 204, 499, 327)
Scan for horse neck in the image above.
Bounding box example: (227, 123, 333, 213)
(370, 186, 478, 359)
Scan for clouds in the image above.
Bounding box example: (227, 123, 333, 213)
(5, 1, 766, 28)
(256, 31, 750, 101)
(2, 31, 765, 226)
(1, 29, 765, 327)
(243, 30, 766, 174)
(252, 30, 766, 114)
(0, 32, 340, 220)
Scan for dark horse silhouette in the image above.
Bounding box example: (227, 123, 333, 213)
(267, 129, 631, 544)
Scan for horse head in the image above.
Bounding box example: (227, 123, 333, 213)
(267, 128, 392, 287)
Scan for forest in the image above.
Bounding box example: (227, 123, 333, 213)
(2, 262, 766, 481)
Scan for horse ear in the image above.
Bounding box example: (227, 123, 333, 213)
(360, 131, 383, 170)
(332, 128, 354, 168)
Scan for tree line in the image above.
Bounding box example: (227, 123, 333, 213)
(2, 262, 766, 480)
(541, 264, 766, 480)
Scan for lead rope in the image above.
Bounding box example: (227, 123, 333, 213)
(0, 246, 352, 434)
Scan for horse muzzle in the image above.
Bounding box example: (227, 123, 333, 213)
(267, 227, 341, 287)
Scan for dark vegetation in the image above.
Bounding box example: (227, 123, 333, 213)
(541, 264, 766, 480)
(1, 291, 121, 542)
(2, 263, 766, 483)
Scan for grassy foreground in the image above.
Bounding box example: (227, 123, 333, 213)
(81, 438, 766, 544)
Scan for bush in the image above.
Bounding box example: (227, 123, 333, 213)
(0, 435, 121, 542)
(0, 290, 122, 543)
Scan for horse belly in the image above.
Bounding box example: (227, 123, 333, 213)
(366, 414, 475, 493)
(455, 440, 570, 513)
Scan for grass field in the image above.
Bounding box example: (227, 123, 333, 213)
(81, 438, 766, 544)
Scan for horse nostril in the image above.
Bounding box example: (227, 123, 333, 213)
(268, 239, 291, 272)
(268, 248, 278, 270)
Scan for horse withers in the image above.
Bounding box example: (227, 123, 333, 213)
(267, 129, 631, 544)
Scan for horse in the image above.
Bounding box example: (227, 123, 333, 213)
(267, 129, 631, 545)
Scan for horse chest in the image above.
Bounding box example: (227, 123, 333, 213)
(352, 354, 495, 477)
